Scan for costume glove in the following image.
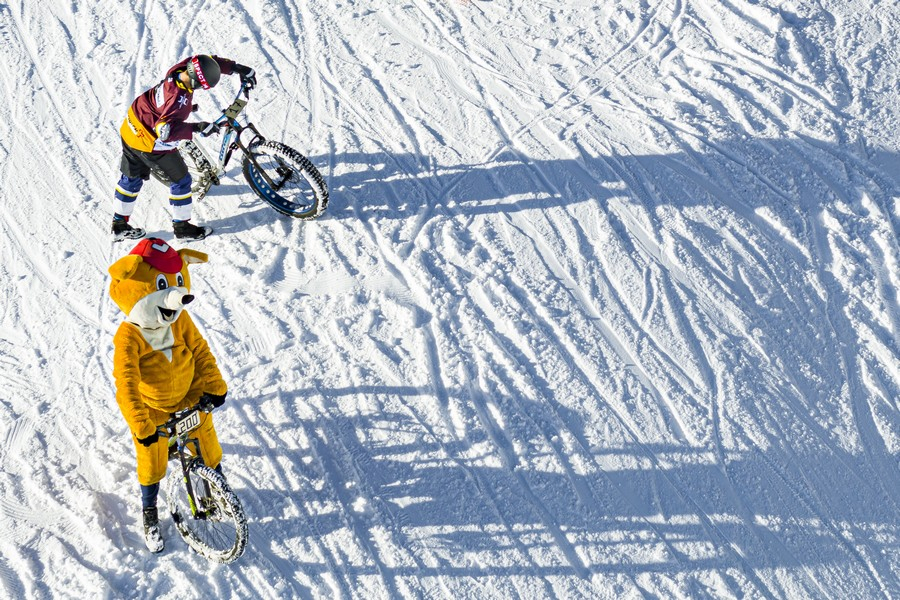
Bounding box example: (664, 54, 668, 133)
(201, 392, 227, 409)
(137, 431, 159, 447)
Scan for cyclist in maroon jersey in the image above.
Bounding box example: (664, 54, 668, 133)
(112, 55, 256, 241)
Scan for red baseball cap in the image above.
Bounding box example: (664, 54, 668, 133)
(129, 238, 183, 273)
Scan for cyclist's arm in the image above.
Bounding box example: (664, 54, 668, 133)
(112, 324, 157, 440)
(212, 56, 238, 76)
(153, 81, 195, 145)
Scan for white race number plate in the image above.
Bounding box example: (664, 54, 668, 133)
(176, 410, 201, 435)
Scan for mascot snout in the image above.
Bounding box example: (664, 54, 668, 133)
(163, 288, 194, 309)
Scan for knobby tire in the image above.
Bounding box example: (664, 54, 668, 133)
(166, 461, 248, 564)
(242, 140, 328, 219)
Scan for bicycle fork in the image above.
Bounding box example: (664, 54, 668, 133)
(171, 436, 212, 520)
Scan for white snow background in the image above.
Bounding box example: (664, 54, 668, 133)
(0, 0, 898, 598)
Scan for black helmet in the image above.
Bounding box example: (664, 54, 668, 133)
(186, 55, 221, 90)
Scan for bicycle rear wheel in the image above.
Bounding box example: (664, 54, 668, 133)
(166, 461, 248, 563)
(242, 140, 328, 219)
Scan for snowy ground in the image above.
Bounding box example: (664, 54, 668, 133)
(0, 0, 898, 598)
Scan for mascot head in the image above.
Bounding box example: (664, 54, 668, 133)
(109, 238, 208, 329)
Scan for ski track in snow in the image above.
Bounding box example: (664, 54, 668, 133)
(0, 0, 898, 598)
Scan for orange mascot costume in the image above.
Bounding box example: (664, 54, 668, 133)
(109, 237, 227, 552)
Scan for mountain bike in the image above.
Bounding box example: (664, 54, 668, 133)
(180, 82, 328, 219)
(159, 398, 248, 564)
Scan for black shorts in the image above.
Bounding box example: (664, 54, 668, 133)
(120, 140, 189, 185)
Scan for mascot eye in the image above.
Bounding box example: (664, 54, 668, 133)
(176, 273, 185, 287)
(155, 274, 169, 291)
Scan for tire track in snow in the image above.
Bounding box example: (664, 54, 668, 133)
(313, 291, 562, 596)
(2, 3, 118, 449)
(508, 208, 694, 445)
(232, 0, 304, 121)
(792, 150, 900, 499)
(460, 210, 778, 593)
(158, 0, 210, 59)
(406, 214, 695, 588)
(0, 553, 25, 600)
(232, 355, 392, 597)
(518, 287, 777, 596)
(595, 103, 899, 550)
(292, 0, 347, 158)
(506, 0, 686, 150)
(455, 133, 700, 444)
(656, 180, 898, 596)
(0, 415, 35, 470)
(371, 0, 716, 461)
(688, 315, 827, 598)
(1, 8, 111, 245)
(460, 281, 607, 514)
(7, 1, 123, 198)
(455, 347, 591, 581)
(688, 0, 841, 114)
(353, 333, 552, 598)
(791, 170, 899, 596)
(643, 204, 895, 593)
(362, 82, 740, 589)
(392, 1, 539, 103)
(374, 385, 557, 598)
(345, 185, 460, 440)
(433, 228, 730, 591)
(320, 388, 453, 598)
(340, 189, 605, 586)
(642, 189, 885, 593)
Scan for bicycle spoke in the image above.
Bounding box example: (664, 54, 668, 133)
(167, 462, 247, 563)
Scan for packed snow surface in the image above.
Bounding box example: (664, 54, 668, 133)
(0, 0, 898, 598)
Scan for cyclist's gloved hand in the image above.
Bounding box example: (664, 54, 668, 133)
(234, 64, 256, 95)
(201, 392, 227, 410)
(137, 431, 159, 447)
(192, 121, 220, 137)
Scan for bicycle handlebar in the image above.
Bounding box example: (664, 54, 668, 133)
(208, 82, 253, 133)
(156, 396, 217, 436)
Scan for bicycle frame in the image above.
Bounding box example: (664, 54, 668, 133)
(188, 82, 297, 193)
(158, 404, 214, 520)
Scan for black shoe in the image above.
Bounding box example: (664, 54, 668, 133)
(142, 507, 164, 553)
(174, 220, 212, 241)
(112, 219, 145, 241)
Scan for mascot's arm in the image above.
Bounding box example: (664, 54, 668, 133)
(180, 312, 227, 406)
(112, 324, 157, 439)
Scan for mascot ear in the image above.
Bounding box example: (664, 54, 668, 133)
(178, 249, 208, 264)
(109, 255, 144, 281)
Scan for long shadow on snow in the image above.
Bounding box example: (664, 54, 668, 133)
(220, 387, 898, 590)
(201, 141, 899, 253)
(312, 140, 898, 223)
(211, 139, 898, 590)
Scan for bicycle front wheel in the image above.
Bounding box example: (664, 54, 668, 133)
(166, 461, 248, 564)
(242, 140, 328, 219)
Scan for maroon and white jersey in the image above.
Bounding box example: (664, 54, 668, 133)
(120, 56, 237, 153)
